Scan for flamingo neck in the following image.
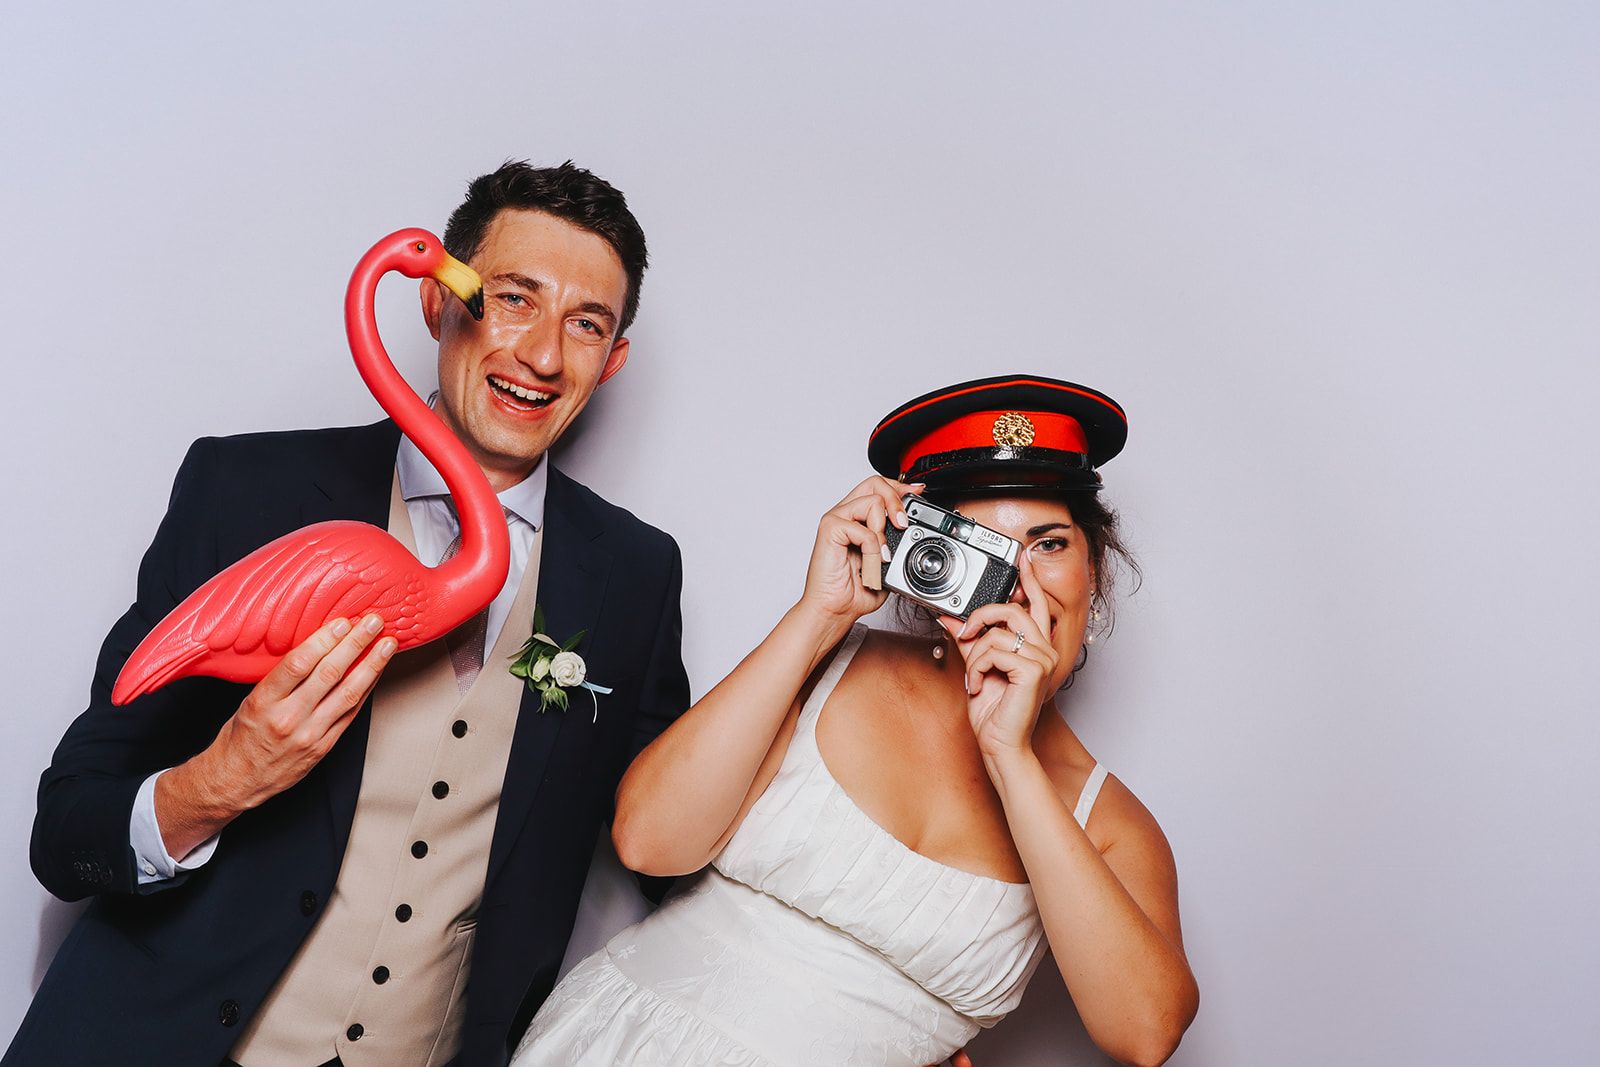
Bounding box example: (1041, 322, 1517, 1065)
(345, 248, 509, 623)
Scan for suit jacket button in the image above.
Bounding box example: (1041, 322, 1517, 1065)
(300, 890, 318, 916)
(219, 999, 241, 1027)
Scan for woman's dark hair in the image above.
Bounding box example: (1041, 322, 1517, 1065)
(894, 490, 1140, 658)
(442, 160, 649, 335)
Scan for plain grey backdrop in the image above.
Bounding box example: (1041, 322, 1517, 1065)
(3, 2, 1596, 1063)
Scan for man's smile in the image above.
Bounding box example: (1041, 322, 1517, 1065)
(487, 373, 557, 413)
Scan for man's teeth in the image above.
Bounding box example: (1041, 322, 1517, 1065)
(489, 376, 553, 403)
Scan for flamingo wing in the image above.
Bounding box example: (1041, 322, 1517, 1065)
(112, 521, 429, 705)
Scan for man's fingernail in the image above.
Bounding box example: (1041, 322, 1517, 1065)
(880, 543, 892, 563)
(364, 615, 384, 634)
(894, 511, 909, 528)
(331, 618, 351, 637)
(377, 638, 397, 656)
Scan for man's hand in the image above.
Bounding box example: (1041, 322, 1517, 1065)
(155, 614, 396, 860)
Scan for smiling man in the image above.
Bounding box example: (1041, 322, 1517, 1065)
(7, 162, 689, 1067)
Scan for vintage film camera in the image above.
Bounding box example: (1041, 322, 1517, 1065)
(882, 496, 1021, 621)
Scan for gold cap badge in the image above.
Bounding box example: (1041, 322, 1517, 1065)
(992, 411, 1036, 448)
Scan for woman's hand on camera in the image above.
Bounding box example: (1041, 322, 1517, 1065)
(797, 476, 923, 627)
(938, 551, 1059, 760)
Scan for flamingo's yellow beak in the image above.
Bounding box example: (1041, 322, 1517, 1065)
(432, 254, 484, 321)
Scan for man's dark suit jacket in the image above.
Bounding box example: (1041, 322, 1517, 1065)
(5, 420, 690, 1067)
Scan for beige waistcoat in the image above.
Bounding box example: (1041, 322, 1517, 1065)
(232, 477, 542, 1067)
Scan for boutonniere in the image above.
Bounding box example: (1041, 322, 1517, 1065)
(509, 605, 613, 722)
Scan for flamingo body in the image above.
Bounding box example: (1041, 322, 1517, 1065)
(111, 520, 454, 705)
(112, 229, 507, 706)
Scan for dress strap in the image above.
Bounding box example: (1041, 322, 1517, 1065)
(1072, 763, 1109, 830)
(795, 623, 868, 735)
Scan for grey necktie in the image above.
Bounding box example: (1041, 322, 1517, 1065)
(438, 506, 509, 693)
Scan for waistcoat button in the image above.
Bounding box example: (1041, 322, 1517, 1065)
(432, 780, 449, 799)
(395, 903, 413, 922)
(347, 1023, 364, 1041)
(411, 840, 429, 859)
(452, 719, 468, 738)
(372, 965, 390, 984)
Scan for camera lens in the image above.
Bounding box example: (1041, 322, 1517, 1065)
(904, 537, 966, 597)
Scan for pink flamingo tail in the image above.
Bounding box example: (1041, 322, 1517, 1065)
(112, 631, 210, 706)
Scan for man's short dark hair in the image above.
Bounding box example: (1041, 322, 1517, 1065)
(443, 160, 649, 336)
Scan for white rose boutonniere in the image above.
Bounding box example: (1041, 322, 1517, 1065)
(508, 605, 612, 721)
(549, 651, 586, 688)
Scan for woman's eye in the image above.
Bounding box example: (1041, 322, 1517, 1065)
(1029, 536, 1068, 556)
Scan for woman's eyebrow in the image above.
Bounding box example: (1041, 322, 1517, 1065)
(1026, 521, 1073, 537)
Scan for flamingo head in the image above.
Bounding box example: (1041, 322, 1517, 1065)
(388, 227, 484, 320)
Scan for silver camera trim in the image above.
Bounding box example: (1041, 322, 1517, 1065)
(883, 497, 1022, 617)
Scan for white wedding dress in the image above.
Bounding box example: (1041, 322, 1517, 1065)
(512, 624, 1109, 1066)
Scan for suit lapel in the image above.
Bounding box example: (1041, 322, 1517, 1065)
(485, 466, 612, 891)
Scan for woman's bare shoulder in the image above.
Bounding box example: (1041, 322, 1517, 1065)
(1034, 717, 1173, 860)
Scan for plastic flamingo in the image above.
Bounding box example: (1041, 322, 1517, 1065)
(111, 229, 508, 706)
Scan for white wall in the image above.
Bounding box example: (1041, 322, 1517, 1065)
(2, 2, 1597, 1063)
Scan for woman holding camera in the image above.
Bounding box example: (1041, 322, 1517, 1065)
(513, 375, 1198, 1066)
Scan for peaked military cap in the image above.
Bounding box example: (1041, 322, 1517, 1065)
(867, 374, 1128, 493)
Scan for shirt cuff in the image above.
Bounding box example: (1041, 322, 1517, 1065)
(130, 769, 220, 885)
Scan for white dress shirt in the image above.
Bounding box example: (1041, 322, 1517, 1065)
(128, 434, 547, 886)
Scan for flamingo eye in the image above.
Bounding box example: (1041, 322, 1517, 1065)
(414, 242, 426, 252)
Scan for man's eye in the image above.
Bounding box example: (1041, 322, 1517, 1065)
(576, 318, 599, 334)
(499, 292, 526, 306)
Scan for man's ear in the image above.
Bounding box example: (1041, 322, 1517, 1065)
(420, 279, 444, 340)
(597, 337, 630, 385)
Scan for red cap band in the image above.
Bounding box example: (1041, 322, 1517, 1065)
(899, 410, 1088, 475)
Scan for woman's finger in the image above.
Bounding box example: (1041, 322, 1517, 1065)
(865, 496, 887, 555)
(873, 477, 921, 529)
(834, 477, 922, 527)
(823, 515, 893, 573)
(957, 602, 1044, 646)
(831, 477, 882, 512)
(1016, 550, 1052, 638)
(965, 645, 1048, 695)
(961, 624, 1053, 676)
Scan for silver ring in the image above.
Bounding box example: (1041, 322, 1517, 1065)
(1010, 631, 1026, 654)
